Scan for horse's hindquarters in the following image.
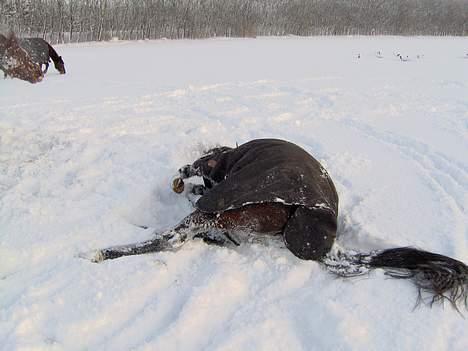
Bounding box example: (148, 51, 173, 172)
(283, 207, 337, 261)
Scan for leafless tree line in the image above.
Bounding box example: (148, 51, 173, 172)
(1, 0, 467, 44)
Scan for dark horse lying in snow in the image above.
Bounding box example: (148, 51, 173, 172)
(0, 33, 44, 83)
(94, 139, 467, 310)
(19, 37, 66, 74)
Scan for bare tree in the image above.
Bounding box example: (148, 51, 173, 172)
(2, 0, 467, 43)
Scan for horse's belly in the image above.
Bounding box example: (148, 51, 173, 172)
(215, 203, 291, 234)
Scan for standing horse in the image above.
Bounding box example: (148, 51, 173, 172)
(19, 38, 66, 74)
(93, 139, 468, 310)
(0, 33, 43, 83)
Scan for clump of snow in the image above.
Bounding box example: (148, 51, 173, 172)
(0, 36, 467, 350)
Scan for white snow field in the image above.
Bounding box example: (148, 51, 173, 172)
(1, 36, 467, 351)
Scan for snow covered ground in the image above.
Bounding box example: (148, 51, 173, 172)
(1, 36, 467, 351)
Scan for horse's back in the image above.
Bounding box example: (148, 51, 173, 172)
(19, 38, 49, 64)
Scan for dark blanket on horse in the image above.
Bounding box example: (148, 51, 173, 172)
(194, 139, 338, 215)
(192, 139, 339, 259)
(18, 38, 49, 64)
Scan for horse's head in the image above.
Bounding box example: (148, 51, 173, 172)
(191, 145, 234, 184)
(54, 56, 66, 74)
(196, 146, 233, 168)
(0, 34, 43, 83)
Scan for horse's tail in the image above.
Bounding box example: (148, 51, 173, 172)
(323, 247, 468, 311)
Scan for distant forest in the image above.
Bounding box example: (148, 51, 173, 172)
(1, 0, 467, 43)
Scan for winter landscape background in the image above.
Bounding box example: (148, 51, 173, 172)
(1, 0, 468, 43)
(1, 35, 468, 350)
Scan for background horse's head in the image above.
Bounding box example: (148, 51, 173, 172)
(54, 55, 66, 74)
(0, 33, 43, 83)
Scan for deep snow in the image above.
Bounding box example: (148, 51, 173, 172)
(0, 36, 467, 351)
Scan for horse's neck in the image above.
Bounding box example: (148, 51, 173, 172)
(47, 43, 60, 63)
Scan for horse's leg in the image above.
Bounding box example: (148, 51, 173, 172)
(95, 237, 174, 261)
(93, 204, 291, 262)
(93, 228, 188, 262)
(43, 62, 49, 74)
(93, 210, 219, 262)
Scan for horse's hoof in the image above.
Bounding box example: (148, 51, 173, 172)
(172, 177, 185, 193)
(77, 250, 104, 263)
(92, 251, 104, 263)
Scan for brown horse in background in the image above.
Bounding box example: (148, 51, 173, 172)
(0, 33, 43, 83)
(19, 37, 66, 74)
